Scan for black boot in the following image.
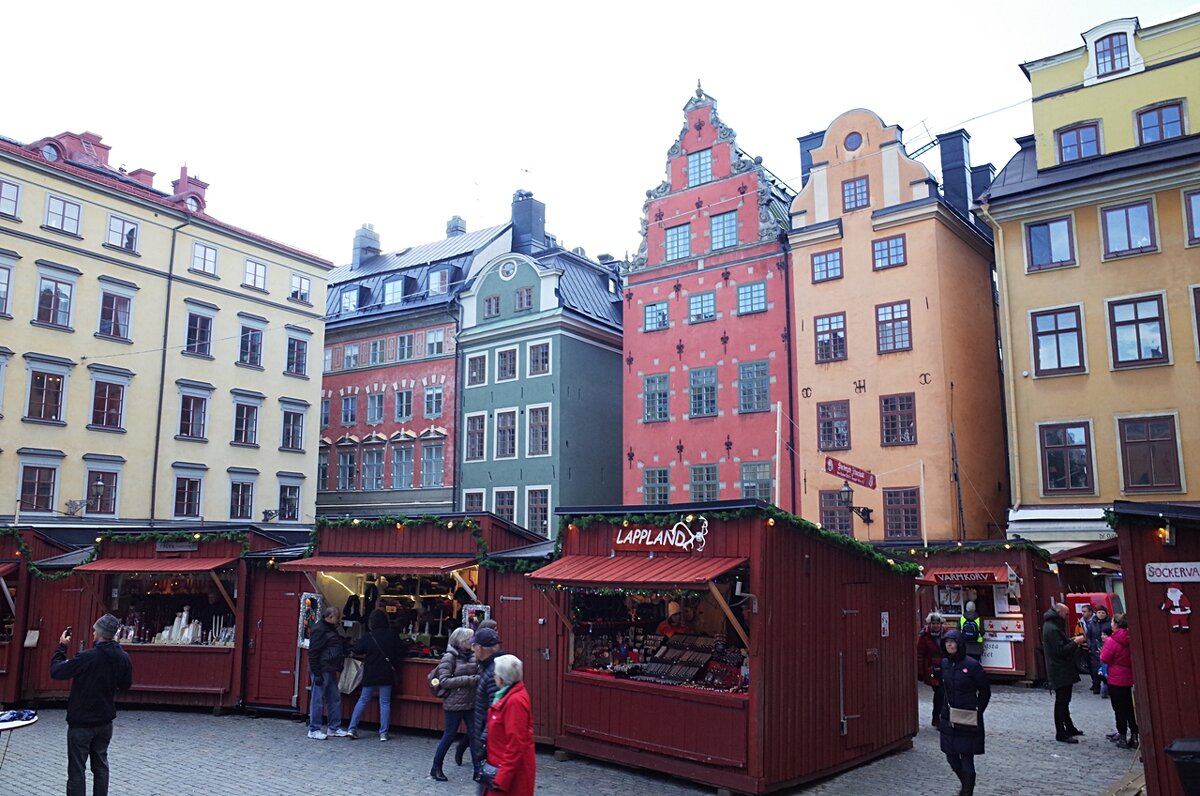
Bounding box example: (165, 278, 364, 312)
(430, 767, 448, 782)
(454, 742, 466, 766)
(961, 773, 975, 796)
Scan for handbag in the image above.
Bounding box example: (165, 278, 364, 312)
(338, 657, 364, 694)
(427, 654, 457, 698)
(477, 760, 501, 790)
(945, 666, 979, 730)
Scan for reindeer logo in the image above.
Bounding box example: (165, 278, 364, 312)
(672, 515, 709, 552)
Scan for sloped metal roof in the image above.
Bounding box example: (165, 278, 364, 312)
(535, 249, 623, 330)
(328, 224, 509, 285)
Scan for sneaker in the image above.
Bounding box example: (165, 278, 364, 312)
(330, 728, 351, 738)
(307, 730, 328, 740)
(379, 733, 389, 742)
(1056, 736, 1079, 744)
(346, 729, 358, 740)
(1106, 732, 1122, 742)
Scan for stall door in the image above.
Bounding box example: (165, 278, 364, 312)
(22, 576, 91, 698)
(486, 580, 563, 743)
(244, 570, 303, 709)
(838, 583, 877, 751)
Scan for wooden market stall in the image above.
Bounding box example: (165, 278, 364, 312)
(909, 542, 1058, 682)
(528, 501, 917, 796)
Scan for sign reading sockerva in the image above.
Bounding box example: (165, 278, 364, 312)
(1145, 562, 1200, 582)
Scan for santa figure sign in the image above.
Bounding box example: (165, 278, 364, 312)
(1161, 584, 1192, 632)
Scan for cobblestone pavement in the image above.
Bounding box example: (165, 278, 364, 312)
(0, 684, 1139, 795)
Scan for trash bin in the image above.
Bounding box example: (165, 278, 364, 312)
(1165, 738, 1200, 796)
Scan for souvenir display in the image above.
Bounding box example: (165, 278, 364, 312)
(104, 571, 236, 646)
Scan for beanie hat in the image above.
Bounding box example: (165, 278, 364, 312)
(470, 627, 501, 648)
(94, 613, 120, 640)
(667, 601, 682, 618)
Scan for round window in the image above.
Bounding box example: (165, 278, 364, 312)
(844, 132, 863, 151)
(41, 143, 60, 162)
(499, 261, 517, 280)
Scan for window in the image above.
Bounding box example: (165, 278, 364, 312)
(464, 491, 485, 513)
(465, 414, 487, 461)
(817, 400, 850, 451)
(424, 385, 443, 418)
(1109, 295, 1167, 367)
(1095, 32, 1129, 75)
(239, 326, 263, 367)
(384, 280, 403, 305)
(876, 301, 912, 353)
(429, 270, 449, 295)
(1138, 103, 1183, 145)
(688, 292, 715, 323)
(91, 290, 129, 340)
(85, 470, 119, 515)
(391, 447, 413, 489)
(426, 328, 445, 355)
(1032, 307, 1085, 375)
(317, 451, 329, 491)
(527, 488, 550, 536)
(643, 374, 669, 422)
(1026, 217, 1075, 271)
(884, 488, 921, 539)
(27, 371, 65, 421)
(1186, 190, 1200, 246)
(528, 406, 550, 456)
(278, 484, 301, 521)
(394, 389, 413, 421)
(286, 337, 308, 376)
(362, 448, 384, 489)
(368, 340, 383, 366)
(1119, 415, 1180, 491)
(1058, 124, 1100, 163)
(872, 235, 907, 270)
(515, 287, 533, 311)
(91, 382, 124, 429)
(484, 295, 501, 318)
(289, 273, 311, 303)
(689, 367, 717, 418)
(643, 468, 669, 505)
(741, 463, 772, 501)
(341, 396, 357, 424)
(880, 393, 917, 446)
(710, 211, 737, 250)
(467, 354, 487, 386)
(244, 259, 266, 290)
(174, 477, 202, 517)
(1102, 200, 1156, 257)
(738, 361, 769, 413)
(233, 403, 259, 445)
(497, 348, 517, 381)
(185, 313, 212, 356)
(496, 410, 517, 459)
(337, 451, 357, 490)
(0, 179, 18, 217)
(45, 196, 81, 235)
(842, 176, 869, 211)
(343, 344, 360, 369)
(396, 334, 414, 361)
(36, 275, 73, 327)
(812, 249, 842, 283)
(1040, 422, 1094, 494)
(690, 465, 719, 502)
(0, 263, 10, 315)
(687, 149, 712, 187)
(665, 224, 690, 261)
(19, 466, 56, 512)
(644, 301, 669, 331)
(179, 395, 207, 438)
(230, 482, 254, 520)
(281, 410, 305, 450)
(820, 491, 853, 535)
(341, 291, 358, 313)
(528, 342, 550, 376)
(815, 313, 847, 363)
(366, 393, 384, 424)
(323, 348, 333, 373)
(494, 489, 516, 522)
(192, 242, 217, 274)
(737, 282, 766, 315)
(107, 216, 138, 252)
(421, 444, 444, 487)
(320, 399, 330, 427)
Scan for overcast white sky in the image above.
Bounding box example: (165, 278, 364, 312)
(6, 1, 1198, 266)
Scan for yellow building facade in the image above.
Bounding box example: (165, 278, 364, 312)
(981, 13, 1200, 549)
(788, 110, 1009, 544)
(0, 131, 330, 526)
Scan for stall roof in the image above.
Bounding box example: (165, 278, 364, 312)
(277, 555, 476, 574)
(244, 544, 309, 560)
(74, 557, 239, 573)
(527, 555, 747, 589)
(0, 562, 16, 578)
(915, 565, 1011, 586)
(487, 539, 556, 561)
(32, 548, 93, 569)
(1049, 537, 1120, 563)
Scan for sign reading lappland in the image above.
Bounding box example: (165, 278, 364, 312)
(155, 541, 198, 552)
(824, 456, 877, 489)
(1145, 562, 1200, 583)
(614, 516, 709, 553)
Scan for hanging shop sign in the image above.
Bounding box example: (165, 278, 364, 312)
(1145, 562, 1200, 583)
(824, 456, 876, 489)
(155, 541, 199, 553)
(613, 516, 709, 553)
(979, 640, 1017, 672)
(983, 618, 1024, 635)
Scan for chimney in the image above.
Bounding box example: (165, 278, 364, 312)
(797, 131, 825, 187)
(128, 168, 156, 188)
(970, 164, 996, 207)
(937, 129, 973, 217)
(511, 190, 546, 255)
(446, 215, 467, 237)
(171, 166, 210, 209)
(352, 224, 381, 270)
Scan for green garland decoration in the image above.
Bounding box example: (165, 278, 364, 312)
(0, 527, 247, 580)
(0, 525, 95, 581)
(889, 541, 1053, 562)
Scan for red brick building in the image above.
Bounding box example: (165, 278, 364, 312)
(623, 87, 797, 510)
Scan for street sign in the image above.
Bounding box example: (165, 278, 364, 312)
(824, 456, 877, 489)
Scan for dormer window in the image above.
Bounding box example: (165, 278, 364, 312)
(341, 290, 358, 313)
(1095, 33, 1129, 76)
(429, 270, 449, 296)
(1082, 19, 1143, 86)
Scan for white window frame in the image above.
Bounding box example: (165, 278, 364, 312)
(23, 352, 74, 424)
(34, 262, 79, 329)
(244, 259, 267, 290)
(524, 485, 552, 536)
(420, 442, 445, 488)
(462, 489, 486, 513)
(171, 463, 207, 519)
(0, 178, 21, 218)
(384, 280, 403, 305)
(191, 241, 218, 275)
(495, 345, 519, 382)
(429, 269, 449, 296)
(526, 339, 552, 378)
(361, 446, 385, 490)
(323, 347, 333, 373)
(464, 411, 488, 462)
(525, 403, 552, 458)
(391, 445, 414, 490)
(341, 290, 358, 313)
(493, 406, 519, 460)
(87, 363, 133, 431)
(492, 487, 518, 523)
(396, 333, 414, 361)
(289, 272, 312, 303)
(45, 194, 82, 235)
(340, 394, 357, 425)
(83, 456, 125, 518)
(466, 353, 489, 387)
(280, 399, 308, 452)
(95, 275, 138, 341)
(105, 213, 140, 253)
(227, 470, 258, 521)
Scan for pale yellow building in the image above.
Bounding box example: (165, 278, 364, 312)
(0, 131, 331, 527)
(980, 13, 1200, 550)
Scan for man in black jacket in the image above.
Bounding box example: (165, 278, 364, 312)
(50, 613, 133, 796)
(1042, 603, 1087, 743)
(307, 604, 350, 739)
(469, 626, 503, 790)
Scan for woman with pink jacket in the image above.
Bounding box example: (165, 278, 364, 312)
(1099, 615, 1138, 749)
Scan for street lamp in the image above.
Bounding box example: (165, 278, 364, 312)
(65, 476, 109, 516)
(838, 481, 873, 525)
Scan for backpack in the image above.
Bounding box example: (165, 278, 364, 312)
(427, 653, 456, 698)
(960, 616, 981, 643)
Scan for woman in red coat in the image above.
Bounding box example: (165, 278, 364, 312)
(916, 613, 945, 728)
(484, 654, 535, 796)
(1099, 615, 1139, 748)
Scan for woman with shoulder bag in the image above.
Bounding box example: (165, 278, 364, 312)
(939, 629, 990, 796)
(347, 610, 401, 741)
(481, 654, 535, 796)
(429, 627, 480, 782)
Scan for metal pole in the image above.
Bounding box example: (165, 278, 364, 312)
(774, 401, 783, 507)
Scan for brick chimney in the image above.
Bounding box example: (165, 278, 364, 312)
(171, 166, 210, 210)
(937, 129, 973, 217)
(127, 169, 156, 188)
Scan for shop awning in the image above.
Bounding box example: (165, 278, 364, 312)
(527, 555, 747, 590)
(277, 555, 476, 575)
(916, 566, 1011, 586)
(74, 557, 239, 573)
(0, 562, 17, 579)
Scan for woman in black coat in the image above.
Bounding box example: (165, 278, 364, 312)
(347, 609, 402, 741)
(939, 629, 990, 796)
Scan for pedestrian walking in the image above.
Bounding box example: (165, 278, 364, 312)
(917, 612, 945, 728)
(307, 604, 350, 739)
(470, 626, 504, 790)
(1100, 615, 1139, 749)
(481, 654, 536, 796)
(1043, 603, 1087, 743)
(938, 629, 990, 796)
(347, 609, 401, 741)
(958, 601, 985, 660)
(1087, 606, 1112, 697)
(49, 613, 134, 796)
(429, 627, 481, 782)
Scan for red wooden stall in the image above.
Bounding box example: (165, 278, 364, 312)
(1112, 501, 1200, 796)
(528, 501, 917, 796)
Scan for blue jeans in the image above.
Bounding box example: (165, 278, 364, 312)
(309, 671, 342, 732)
(348, 685, 392, 735)
(433, 709, 478, 771)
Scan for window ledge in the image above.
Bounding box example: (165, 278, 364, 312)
(0, 212, 20, 223)
(1025, 262, 1078, 274)
(40, 225, 83, 240)
(174, 435, 208, 443)
(737, 408, 773, 415)
(1112, 360, 1171, 372)
(287, 297, 314, 308)
(94, 332, 132, 345)
(87, 424, 126, 434)
(30, 320, 74, 333)
(736, 309, 767, 317)
(644, 327, 670, 333)
(241, 283, 269, 294)
(279, 447, 306, 454)
(0, 312, 11, 321)
(230, 441, 260, 449)
(1102, 248, 1159, 262)
(283, 371, 310, 380)
(22, 416, 66, 426)
(187, 268, 219, 279)
(102, 243, 140, 257)
(182, 351, 215, 361)
(688, 317, 716, 325)
(235, 361, 265, 371)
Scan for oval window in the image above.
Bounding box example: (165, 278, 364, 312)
(844, 132, 863, 151)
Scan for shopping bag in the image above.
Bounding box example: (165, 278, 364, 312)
(338, 658, 363, 693)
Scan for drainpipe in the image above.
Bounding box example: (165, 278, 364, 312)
(776, 235, 799, 513)
(451, 299, 464, 515)
(977, 202, 1018, 512)
(149, 216, 192, 522)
